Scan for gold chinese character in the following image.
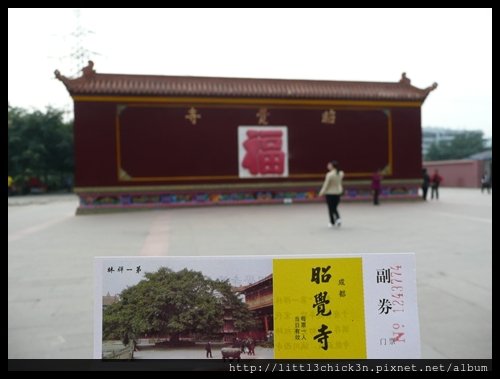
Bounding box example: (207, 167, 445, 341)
(321, 109, 336, 124)
(185, 107, 201, 125)
(256, 108, 270, 125)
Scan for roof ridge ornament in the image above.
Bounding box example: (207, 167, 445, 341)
(399, 72, 411, 85)
(399, 72, 438, 95)
(82, 60, 96, 78)
(54, 69, 69, 83)
(54, 60, 96, 83)
(424, 82, 438, 93)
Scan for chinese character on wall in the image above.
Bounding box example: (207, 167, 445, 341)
(238, 126, 289, 178)
(321, 109, 336, 124)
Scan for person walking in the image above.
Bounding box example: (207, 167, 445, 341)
(371, 169, 383, 205)
(319, 160, 344, 227)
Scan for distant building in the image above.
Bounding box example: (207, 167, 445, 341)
(235, 274, 273, 341)
(220, 305, 238, 343)
(102, 292, 119, 309)
(468, 150, 492, 162)
(422, 127, 464, 156)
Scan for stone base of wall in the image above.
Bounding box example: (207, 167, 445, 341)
(75, 181, 421, 214)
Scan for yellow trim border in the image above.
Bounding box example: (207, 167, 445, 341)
(113, 103, 396, 182)
(74, 95, 422, 108)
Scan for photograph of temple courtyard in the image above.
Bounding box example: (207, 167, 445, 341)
(100, 257, 273, 359)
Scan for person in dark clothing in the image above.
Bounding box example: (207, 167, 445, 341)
(371, 169, 383, 205)
(481, 172, 491, 194)
(422, 168, 430, 200)
(430, 170, 443, 200)
(205, 341, 213, 358)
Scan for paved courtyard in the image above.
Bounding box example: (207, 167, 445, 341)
(133, 345, 274, 360)
(8, 188, 492, 358)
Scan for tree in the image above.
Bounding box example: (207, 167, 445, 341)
(448, 131, 487, 159)
(8, 105, 73, 191)
(103, 268, 255, 342)
(426, 131, 487, 161)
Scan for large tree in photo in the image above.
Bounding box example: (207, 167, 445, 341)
(103, 268, 255, 343)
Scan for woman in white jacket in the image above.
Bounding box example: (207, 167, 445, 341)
(318, 160, 344, 227)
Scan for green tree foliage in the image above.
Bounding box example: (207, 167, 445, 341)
(426, 131, 487, 161)
(103, 268, 256, 342)
(8, 105, 73, 190)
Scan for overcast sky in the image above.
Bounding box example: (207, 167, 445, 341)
(8, 8, 492, 137)
(100, 256, 272, 296)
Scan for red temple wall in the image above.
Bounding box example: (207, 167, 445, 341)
(74, 102, 422, 187)
(74, 102, 117, 186)
(391, 108, 423, 179)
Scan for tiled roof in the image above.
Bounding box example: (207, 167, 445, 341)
(468, 150, 492, 160)
(55, 61, 437, 102)
(233, 274, 273, 293)
(102, 294, 119, 306)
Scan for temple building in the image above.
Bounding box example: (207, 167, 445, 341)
(235, 274, 273, 341)
(102, 292, 119, 310)
(56, 62, 437, 213)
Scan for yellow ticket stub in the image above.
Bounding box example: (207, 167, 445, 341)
(273, 258, 366, 358)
